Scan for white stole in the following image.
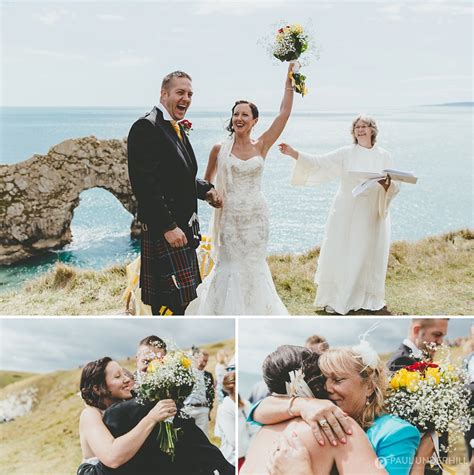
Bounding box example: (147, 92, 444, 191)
(208, 135, 235, 260)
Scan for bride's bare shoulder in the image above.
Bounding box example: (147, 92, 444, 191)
(80, 405, 102, 423)
(283, 418, 318, 448)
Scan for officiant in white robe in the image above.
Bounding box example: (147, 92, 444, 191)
(280, 115, 399, 315)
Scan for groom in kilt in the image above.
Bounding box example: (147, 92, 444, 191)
(128, 71, 221, 315)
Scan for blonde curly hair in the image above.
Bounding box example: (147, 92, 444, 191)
(318, 347, 386, 429)
(351, 114, 378, 146)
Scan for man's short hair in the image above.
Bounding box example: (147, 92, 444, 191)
(411, 318, 449, 329)
(139, 335, 167, 350)
(305, 334, 327, 346)
(161, 71, 192, 90)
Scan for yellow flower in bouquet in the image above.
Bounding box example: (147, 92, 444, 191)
(147, 358, 162, 374)
(267, 22, 316, 97)
(425, 366, 441, 384)
(390, 368, 408, 389)
(386, 347, 472, 439)
(181, 356, 192, 369)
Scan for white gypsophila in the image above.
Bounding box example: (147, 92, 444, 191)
(258, 20, 319, 67)
(386, 359, 472, 452)
(135, 349, 197, 415)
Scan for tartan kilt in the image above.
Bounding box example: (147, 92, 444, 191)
(140, 228, 202, 309)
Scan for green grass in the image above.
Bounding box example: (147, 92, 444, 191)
(0, 229, 472, 315)
(0, 339, 234, 475)
(0, 371, 37, 389)
(271, 229, 474, 315)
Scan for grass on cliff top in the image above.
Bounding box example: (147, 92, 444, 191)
(0, 371, 37, 389)
(0, 229, 472, 315)
(0, 338, 234, 475)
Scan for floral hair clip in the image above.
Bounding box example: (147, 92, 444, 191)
(285, 368, 315, 398)
(352, 322, 380, 370)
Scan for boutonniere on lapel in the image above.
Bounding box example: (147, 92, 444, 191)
(178, 119, 193, 137)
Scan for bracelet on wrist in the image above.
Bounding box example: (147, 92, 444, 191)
(288, 396, 299, 417)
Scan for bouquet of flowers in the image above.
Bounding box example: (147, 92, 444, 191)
(386, 350, 471, 451)
(135, 350, 196, 459)
(271, 23, 311, 96)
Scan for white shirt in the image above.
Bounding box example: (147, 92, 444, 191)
(156, 102, 173, 122)
(214, 396, 236, 465)
(184, 369, 208, 405)
(403, 338, 424, 359)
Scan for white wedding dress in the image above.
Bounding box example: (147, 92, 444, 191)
(186, 143, 288, 316)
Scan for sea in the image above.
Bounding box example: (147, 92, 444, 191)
(1, 105, 472, 291)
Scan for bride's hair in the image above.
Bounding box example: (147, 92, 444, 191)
(226, 100, 259, 135)
(80, 357, 114, 410)
(262, 345, 326, 398)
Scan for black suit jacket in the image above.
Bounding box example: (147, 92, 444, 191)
(204, 370, 215, 412)
(386, 343, 420, 372)
(80, 399, 234, 475)
(127, 107, 213, 239)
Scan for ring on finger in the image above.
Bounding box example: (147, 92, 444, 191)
(319, 419, 329, 428)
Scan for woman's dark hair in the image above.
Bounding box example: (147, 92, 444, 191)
(226, 100, 259, 134)
(80, 357, 113, 410)
(262, 345, 326, 398)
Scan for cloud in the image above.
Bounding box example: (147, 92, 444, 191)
(239, 318, 471, 377)
(23, 48, 85, 61)
(408, 2, 473, 16)
(0, 318, 234, 372)
(97, 14, 125, 21)
(34, 8, 69, 26)
(106, 51, 152, 66)
(401, 75, 472, 83)
(192, 0, 286, 16)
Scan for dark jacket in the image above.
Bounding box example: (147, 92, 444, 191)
(386, 343, 420, 372)
(127, 106, 213, 239)
(78, 399, 234, 475)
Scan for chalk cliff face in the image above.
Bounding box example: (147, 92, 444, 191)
(0, 136, 139, 265)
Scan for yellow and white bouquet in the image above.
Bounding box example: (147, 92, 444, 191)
(386, 352, 471, 443)
(271, 23, 313, 96)
(135, 350, 196, 459)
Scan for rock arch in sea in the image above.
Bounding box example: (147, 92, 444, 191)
(0, 136, 140, 265)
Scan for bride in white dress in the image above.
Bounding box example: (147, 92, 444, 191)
(186, 65, 294, 315)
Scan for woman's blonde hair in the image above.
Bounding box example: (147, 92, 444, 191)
(318, 347, 386, 429)
(216, 349, 229, 365)
(351, 114, 378, 146)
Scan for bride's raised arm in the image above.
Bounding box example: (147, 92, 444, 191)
(80, 400, 175, 468)
(259, 63, 295, 157)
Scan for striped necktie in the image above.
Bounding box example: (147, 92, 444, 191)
(171, 120, 183, 141)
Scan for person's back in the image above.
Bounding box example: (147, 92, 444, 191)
(241, 418, 329, 474)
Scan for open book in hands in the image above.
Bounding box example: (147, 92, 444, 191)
(350, 169, 418, 197)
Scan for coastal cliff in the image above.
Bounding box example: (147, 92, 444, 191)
(0, 137, 139, 265)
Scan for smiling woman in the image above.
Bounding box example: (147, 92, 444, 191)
(242, 345, 422, 475)
(185, 63, 296, 316)
(279, 114, 400, 315)
(78, 357, 177, 471)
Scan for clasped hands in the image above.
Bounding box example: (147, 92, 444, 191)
(205, 188, 223, 208)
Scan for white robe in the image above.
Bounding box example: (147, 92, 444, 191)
(292, 144, 400, 315)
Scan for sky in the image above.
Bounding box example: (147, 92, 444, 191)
(239, 317, 473, 376)
(0, 317, 235, 372)
(1, 0, 472, 109)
